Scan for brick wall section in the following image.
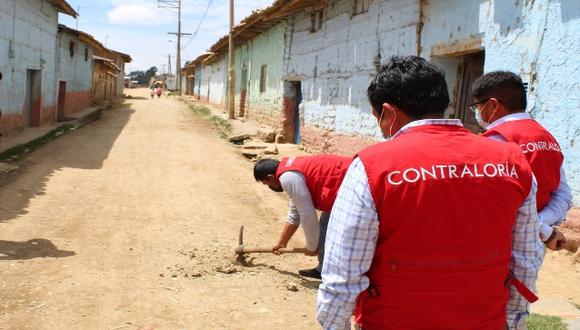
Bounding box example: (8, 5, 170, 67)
(64, 91, 91, 116)
(41, 106, 56, 125)
(0, 113, 24, 136)
(300, 126, 375, 156)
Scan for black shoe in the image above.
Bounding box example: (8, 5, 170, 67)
(298, 268, 321, 279)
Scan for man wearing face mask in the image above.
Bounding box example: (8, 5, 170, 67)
(470, 71, 572, 251)
(253, 155, 352, 279)
(317, 56, 544, 330)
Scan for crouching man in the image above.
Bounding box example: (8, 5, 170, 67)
(254, 155, 351, 279)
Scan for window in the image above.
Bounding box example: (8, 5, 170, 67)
(354, 0, 372, 16)
(310, 10, 324, 33)
(260, 65, 267, 93)
(69, 41, 75, 57)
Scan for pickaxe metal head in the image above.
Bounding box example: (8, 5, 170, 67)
(234, 225, 245, 255)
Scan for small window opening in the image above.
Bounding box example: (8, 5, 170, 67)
(310, 10, 324, 33)
(69, 41, 75, 57)
(260, 65, 267, 94)
(354, 0, 372, 16)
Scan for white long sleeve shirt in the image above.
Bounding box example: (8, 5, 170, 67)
(317, 119, 544, 330)
(486, 112, 574, 239)
(279, 171, 320, 251)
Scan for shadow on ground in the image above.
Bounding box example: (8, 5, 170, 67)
(0, 104, 135, 224)
(0, 238, 75, 260)
(239, 257, 321, 290)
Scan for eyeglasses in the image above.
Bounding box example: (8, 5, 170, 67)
(467, 99, 490, 113)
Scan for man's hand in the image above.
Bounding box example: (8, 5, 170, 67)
(304, 249, 318, 257)
(544, 229, 566, 251)
(272, 242, 287, 255)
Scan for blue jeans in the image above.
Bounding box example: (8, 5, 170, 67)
(316, 211, 331, 272)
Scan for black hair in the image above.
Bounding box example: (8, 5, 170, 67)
(367, 56, 450, 118)
(471, 71, 527, 112)
(253, 159, 280, 181)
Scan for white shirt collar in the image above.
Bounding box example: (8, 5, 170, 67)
(487, 112, 532, 130)
(392, 119, 463, 139)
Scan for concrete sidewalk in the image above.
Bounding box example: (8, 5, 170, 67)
(0, 106, 101, 154)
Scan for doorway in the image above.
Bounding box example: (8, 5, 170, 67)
(456, 52, 485, 133)
(283, 81, 302, 144)
(239, 64, 249, 117)
(57, 81, 67, 122)
(292, 81, 302, 144)
(24, 69, 42, 127)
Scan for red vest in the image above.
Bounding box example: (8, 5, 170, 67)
(356, 125, 533, 329)
(483, 119, 563, 211)
(276, 155, 352, 212)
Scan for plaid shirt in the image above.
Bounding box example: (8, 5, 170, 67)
(317, 119, 544, 330)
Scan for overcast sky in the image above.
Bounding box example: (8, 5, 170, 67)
(59, 0, 273, 74)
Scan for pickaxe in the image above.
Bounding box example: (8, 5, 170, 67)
(234, 225, 309, 256)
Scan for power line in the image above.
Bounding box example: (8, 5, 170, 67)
(183, 0, 213, 49)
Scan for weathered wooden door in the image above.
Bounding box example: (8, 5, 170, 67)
(57, 81, 67, 122)
(24, 69, 42, 127)
(456, 52, 485, 133)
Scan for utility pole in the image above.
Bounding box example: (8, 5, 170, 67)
(168, 54, 173, 75)
(75, 6, 80, 29)
(227, 0, 235, 119)
(159, 0, 191, 95)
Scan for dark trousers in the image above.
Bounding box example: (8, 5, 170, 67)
(316, 211, 331, 272)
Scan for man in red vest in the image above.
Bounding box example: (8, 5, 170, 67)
(317, 56, 544, 329)
(253, 155, 352, 279)
(470, 71, 573, 251)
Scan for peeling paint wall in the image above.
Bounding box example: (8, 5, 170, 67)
(420, 0, 580, 204)
(234, 22, 286, 121)
(0, 0, 60, 132)
(57, 32, 93, 115)
(284, 0, 420, 154)
(58, 33, 93, 93)
(199, 58, 227, 106)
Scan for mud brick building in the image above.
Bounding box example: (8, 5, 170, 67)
(0, 0, 132, 134)
(190, 0, 580, 204)
(56, 25, 99, 120)
(0, 0, 77, 134)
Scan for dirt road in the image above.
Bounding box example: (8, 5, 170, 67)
(1, 89, 579, 330)
(0, 89, 319, 329)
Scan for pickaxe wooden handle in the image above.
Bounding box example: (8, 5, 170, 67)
(235, 246, 309, 255)
(234, 225, 309, 255)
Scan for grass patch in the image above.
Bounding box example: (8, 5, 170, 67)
(189, 105, 232, 137)
(0, 124, 75, 162)
(191, 105, 211, 117)
(574, 303, 580, 310)
(527, 314, 567, 330)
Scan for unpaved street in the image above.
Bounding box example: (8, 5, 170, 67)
(1, 89, 579, 330)
(0, 89, 318, 329)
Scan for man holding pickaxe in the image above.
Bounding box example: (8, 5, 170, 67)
(254, 155, 351, 279)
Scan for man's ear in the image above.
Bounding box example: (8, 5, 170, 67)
(382, 103, 398, 118)
(489, 98, 502, 111)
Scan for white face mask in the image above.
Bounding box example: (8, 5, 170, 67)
(474, 107, 489, 129)
(474, 101, 496, 129)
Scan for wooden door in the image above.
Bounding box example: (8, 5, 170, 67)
(456, 52, 484, 133)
